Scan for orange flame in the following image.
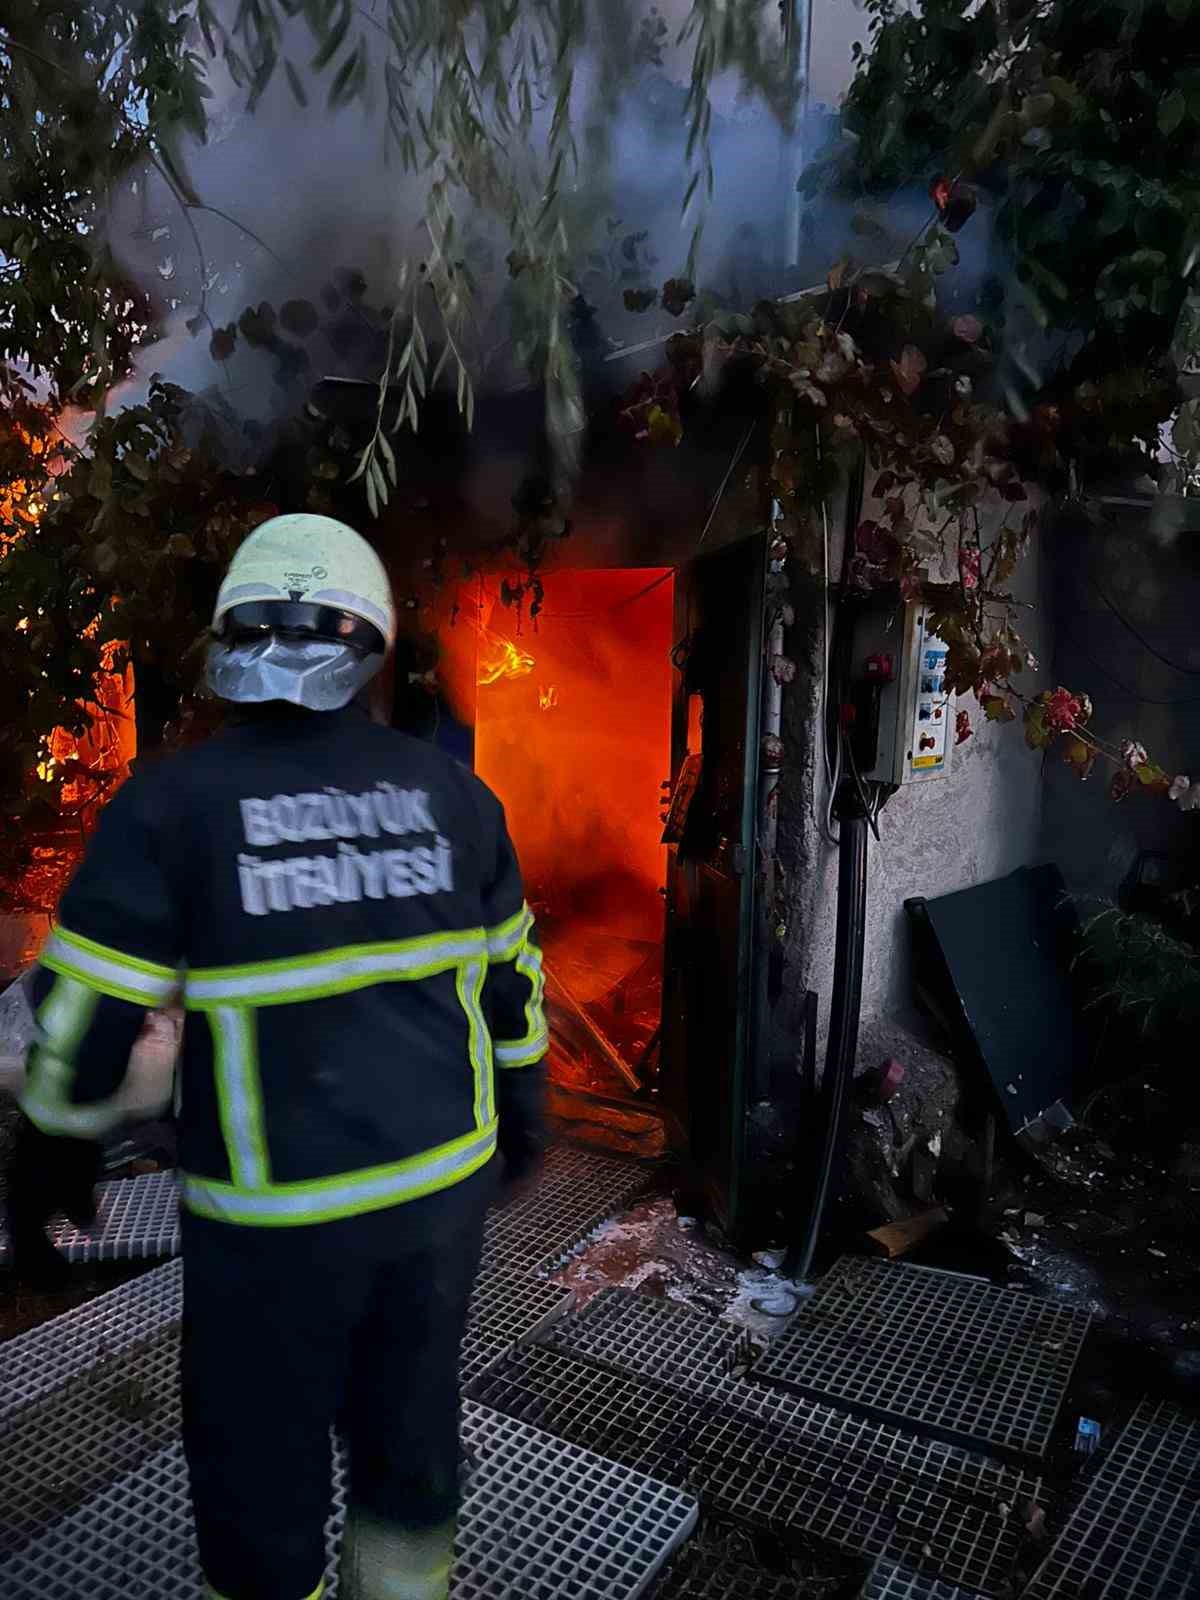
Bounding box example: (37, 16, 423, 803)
(478, 634, 535, 686)
(538, 684, 559, 711)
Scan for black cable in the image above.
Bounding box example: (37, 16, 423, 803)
(1061, 621, 1200, 706)
(784, 811, 869, 1283)
(1087, 572, 1200, 676)
(843, 730, 882, 842)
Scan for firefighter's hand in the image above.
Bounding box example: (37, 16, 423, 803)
(5, 1111, 101, 1285)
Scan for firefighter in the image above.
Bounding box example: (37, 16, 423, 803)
(6, 513, 549, 1600)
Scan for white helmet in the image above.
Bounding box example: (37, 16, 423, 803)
(207, 514, 395, 710)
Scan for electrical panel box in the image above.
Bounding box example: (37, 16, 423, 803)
(853, 600, 954, 788)
(895, 604, 954, 785)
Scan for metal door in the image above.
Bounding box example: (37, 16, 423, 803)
(659, 534, 765, 1236)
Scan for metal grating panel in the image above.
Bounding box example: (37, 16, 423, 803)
(471, 1343, 1043, 1596)
(1, 1321, 182, 1556)
(458, 1401, 699, 1599)
(863, 1561, 976, 1600)
(469, 1344, 699, 1486)
(486, 1145, 649, 1275)
(652, 1548, 812, 1598)
(0, 1405, 698, 1600)
(0, 1172, 180, 1268)
(0, 1260, 182, 1421)
(536, 1290, 1046, 1509)
(462, 1271, 573, 1388)
(688, 1406, 1031, 1595)
(752, 1256, 1090, 1458)
(0, 1435, 348, 1600)
(537, 1287, 747, 1397)
(1022, 1399, 1200, 1600)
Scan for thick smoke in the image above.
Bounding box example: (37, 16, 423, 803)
(100, 7, 893, 429)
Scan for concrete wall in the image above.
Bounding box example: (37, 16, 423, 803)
(779, 482, 1054, 1057)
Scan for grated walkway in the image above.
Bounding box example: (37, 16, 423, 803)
(1020, 1399, 1200, 1600)
(0, 1171, 180, 1269)
(750, 1256, 1091, 1460)
(0, 1147, 679, 1599)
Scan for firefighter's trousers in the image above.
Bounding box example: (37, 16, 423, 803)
(181, 1166, 491, 1600)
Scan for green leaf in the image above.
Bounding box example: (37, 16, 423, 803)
(1024, 698, 1053, 751)
(377, 432, 397, 488)
(328, 45, 363, 109)
(1159, 91, 1187, 137)
(982, 694, 1015, 723)
(1135, 760, 1170, 791)
(284, 60, 309, 108)
(1062, 738, 1096, 779)
(311, 0, 353, 72)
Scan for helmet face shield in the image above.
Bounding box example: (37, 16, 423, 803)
(206, 632, 385, 711)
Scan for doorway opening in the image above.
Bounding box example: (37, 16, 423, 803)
(438, 569, 675, 1135)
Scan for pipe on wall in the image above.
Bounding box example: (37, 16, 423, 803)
(751, 597, 787, 1100)
(784, 804, 870, 1281)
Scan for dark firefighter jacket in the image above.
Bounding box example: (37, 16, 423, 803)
(21, 705, 548, 1228)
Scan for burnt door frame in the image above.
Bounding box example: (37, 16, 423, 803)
(660, 533, 766, 1239)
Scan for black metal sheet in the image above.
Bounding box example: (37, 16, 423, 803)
(905, 863, 1080, 1132)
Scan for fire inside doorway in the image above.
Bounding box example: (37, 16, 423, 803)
(438, 570, 675, 1138)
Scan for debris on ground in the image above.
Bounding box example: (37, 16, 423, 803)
(551, 1196, 802, 1342)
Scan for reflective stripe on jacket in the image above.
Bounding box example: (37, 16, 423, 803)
(22, 705, 547, 1226)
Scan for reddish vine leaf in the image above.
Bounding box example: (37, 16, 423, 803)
(1024, 697, 1053, 750)
(951, 314, 983, 344)
(661, 278, 696, 317)
(1110, 768, 1137, 802)
(828, 259, 850, 290)
(889, 345, 927, 396)
(944, 635, 982, 694)
(209, 325, 237, 362)
(279, 299, 320, 337)
(955, 709, 974, 744)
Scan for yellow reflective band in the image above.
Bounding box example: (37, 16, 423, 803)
(210, 1007, 271, 1189)
(493, 1031, 550, 1068)
(40, 926, 178, 1007)
(203, 1579, 324, 1600)
(456, 959, 494, 1130)
(179, 1121, 497, 1226)
(338, 1510, 454, 1599)
(185, 929, 487, 1009)
(485, 903, 534, 962)
(19, 975, 124, 1137)
(494, 941, 548, 1068)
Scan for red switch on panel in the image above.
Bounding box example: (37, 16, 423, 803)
(865, 653, 895, 683)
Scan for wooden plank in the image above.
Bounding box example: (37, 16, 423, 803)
(865, 1208, 949, 1260)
